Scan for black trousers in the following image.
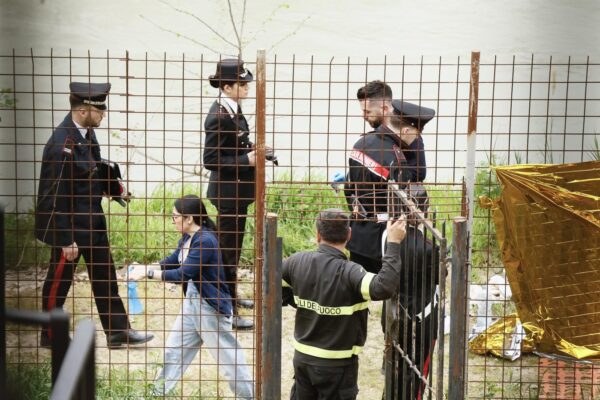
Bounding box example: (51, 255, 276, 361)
(291, 359, 359, 400)
(41, 233, 129, 338)
(216, 205, 249, 314)
(395, 306, 438, 400)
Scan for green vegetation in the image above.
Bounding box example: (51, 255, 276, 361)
(4, 175, 479, 271)
(471, 159, 503, 282)
(588, 135, 600, 161)
(5, 362, 161, 399)
(0, 87, 16, 110)
(4, 211, 49, 269)
(4, 174, 499, 399)
(5, 362, 52, 400)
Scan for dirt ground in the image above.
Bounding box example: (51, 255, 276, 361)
(7, 264, 554, 399)
(5, 266, 387, 399)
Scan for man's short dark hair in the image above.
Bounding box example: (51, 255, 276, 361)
(316, 208, 350, 244)
(356, 80, 393, 100)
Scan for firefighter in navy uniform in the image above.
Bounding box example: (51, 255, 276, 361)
(282, 209, 407, 400)
(36, 82, 153, 348)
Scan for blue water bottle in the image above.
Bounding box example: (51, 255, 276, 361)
(127, 266, 143, 315)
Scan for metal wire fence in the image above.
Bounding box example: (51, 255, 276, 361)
(0, 49, 599, 399)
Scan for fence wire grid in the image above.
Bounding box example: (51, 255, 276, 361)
(1, 50, 599, 399)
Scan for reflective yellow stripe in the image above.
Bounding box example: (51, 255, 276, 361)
(293, 338, 363, 359)
(282, 279, 291, 288)
(293, 296, 369, 316)
(361, 272, 375, 300)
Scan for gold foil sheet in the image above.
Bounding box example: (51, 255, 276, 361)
(486, 161, 600, 359)
(469, 314, 535, 359)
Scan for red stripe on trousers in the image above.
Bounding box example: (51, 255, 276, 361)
(47, 252, 67, 339)
(418, 339, 436, 400)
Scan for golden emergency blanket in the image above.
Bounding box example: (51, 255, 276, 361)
(469, 314, 536, 359)
(489, 161, 600, 359)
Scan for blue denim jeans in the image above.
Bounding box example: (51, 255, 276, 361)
(153, 281, 254, 398)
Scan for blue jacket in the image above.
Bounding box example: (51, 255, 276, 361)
(159, 229, 233, 315)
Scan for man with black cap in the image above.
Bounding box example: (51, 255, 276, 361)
(35, 82, 153, 348)
(344, 91, 437, 399)
(204, 58, 273, 330)
(344, 92, 434, 274)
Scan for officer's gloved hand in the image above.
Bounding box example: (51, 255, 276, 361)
(331, 171, 346, 191)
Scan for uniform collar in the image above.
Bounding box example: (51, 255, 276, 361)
(72, 119, 89, 138)
(221, 95, 239, 114)
(317, 243, 348, 259)
(378, 124, 403, 146)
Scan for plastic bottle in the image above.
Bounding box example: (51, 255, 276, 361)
(127, 265, 143, 315)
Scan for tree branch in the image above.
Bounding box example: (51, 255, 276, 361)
(159, 0, 238, 48)
(141, 15, 223, 55)
(246, 4, 296, 44)
(267, 15, 312, 53)
(240, 0, 247, 51)
(226, 0, 242, 57)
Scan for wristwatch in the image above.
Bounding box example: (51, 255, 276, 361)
(147, 269, 154, 279)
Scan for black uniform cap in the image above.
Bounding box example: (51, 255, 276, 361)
(70, 82, 111, 110)
(391, 100, 435, 131)
(209, 59, 253, 88)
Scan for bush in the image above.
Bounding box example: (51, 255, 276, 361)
(471, 157, 503, 280)
(241, 174, 347, 264)
(4, 212, 49, 270)
(5, 362, 156, 399)
(5, 175, 468, 271)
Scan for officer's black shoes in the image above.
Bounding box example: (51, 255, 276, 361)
(232, 316, 254, 330)
(107, 329, 154, 348)
(237, 298, 254, 309)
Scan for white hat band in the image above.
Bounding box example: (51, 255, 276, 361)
(83, 99, 105, 106)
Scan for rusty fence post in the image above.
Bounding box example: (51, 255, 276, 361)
(254, 49, 267, 397)
(0, 207, 5, 395)
(449, 217, 469, 400)
(465, 50, 480, 260)
(261, 213, 282, 399)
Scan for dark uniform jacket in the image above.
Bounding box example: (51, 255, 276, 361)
(282, 242, 402, 366)
(344, 126, 425, 260)
(203, 98, 255, 209)
(398, 226, 439, 316)
(35, 113, 107, 247)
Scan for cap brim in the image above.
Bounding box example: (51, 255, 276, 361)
(208, 75, 219, 88)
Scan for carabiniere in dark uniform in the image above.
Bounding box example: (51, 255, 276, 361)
(35, 82, 152, 348)
(203, 58, 263, 330)
(344, 124, 413, 273)
(344, 100, 433, 274)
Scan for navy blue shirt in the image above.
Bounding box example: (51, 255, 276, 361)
(160, 229, 233, 315)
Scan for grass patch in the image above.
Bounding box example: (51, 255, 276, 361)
(5, 362, 165, 399)
(4, 211, 49, 270)
(4, 175, 470, 271)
